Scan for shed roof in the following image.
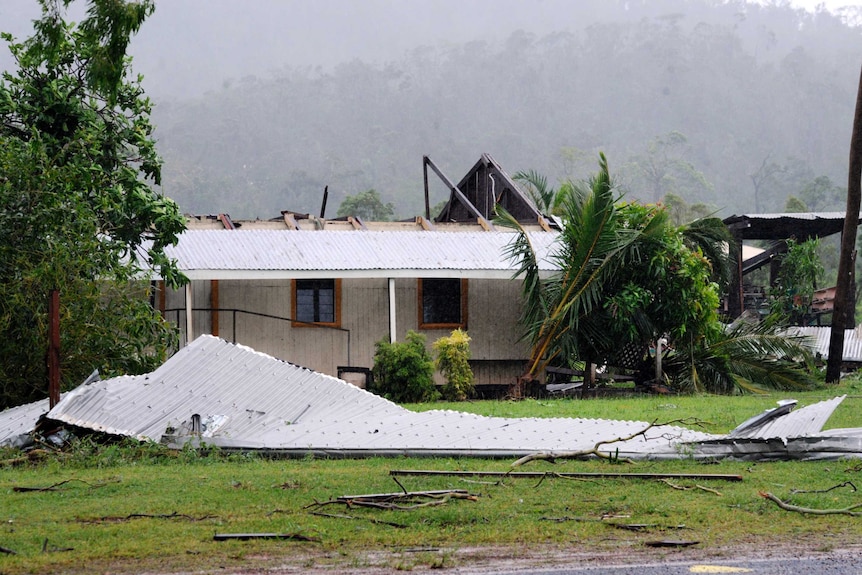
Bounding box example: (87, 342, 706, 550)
(163, 229, 560, 281)
(723, 212, 857, 241)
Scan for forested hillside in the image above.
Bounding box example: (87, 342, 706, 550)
(149, 0, 862, 219)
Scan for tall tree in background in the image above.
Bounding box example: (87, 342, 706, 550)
(827, 65, 862, 383)
(336, 189, 395, 221)
(0, 0, 186, 408)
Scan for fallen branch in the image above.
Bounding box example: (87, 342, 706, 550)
(510, 418, 707, 467)
(214, 532, 320, 542)
(310, 511, 408, 528)
(305, 489, 478, 512)
(13, 478, 119, 492)
(791, 481, 857, 494)
(41, 539, 73, 553)
(760, 491, 862, 516)
(78, 511, 217, 524)
(0, 545, 17, 555)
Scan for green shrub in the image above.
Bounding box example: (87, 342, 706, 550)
(370, 330, 439, 403)
(433, 329, 475, 401)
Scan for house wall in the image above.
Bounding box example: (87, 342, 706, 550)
(162, 277, 529, 385)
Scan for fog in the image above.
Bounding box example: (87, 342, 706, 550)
(2, 0, 858, 99)
(2, 0, 862, 219)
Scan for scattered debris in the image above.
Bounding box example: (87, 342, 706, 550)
(759, 491, 862, 516)
(0, 545, 17, 555)
(309, 511, 408, 529)
(644, 539, 700, 548)
(306, 489, 478, 512)
(213, 532, 320, 542)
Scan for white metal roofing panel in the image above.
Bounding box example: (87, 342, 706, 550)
(0, 399, 50, 447)
(728, 396, 845, 439)
(45, 336, 713, 458)
(784, 326, 862, 362)
(3, 336, 852, 460)
(163, 230, 561, 280)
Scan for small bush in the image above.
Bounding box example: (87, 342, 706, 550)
(370, 330, 439, 403)
(433, 329, 475, 401)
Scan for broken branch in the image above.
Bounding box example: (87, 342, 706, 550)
(309, 511, 408, 528)
(510, 418, 706, 467)
(760, 491, 862, 516)
(790, 481, 857, 494)
(13, 478, 119, 492)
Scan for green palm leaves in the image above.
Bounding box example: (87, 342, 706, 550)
(500, 154, 817, 394)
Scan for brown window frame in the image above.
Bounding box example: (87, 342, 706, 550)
(418, 278, 468, 330)
(291, 278, 342, 328)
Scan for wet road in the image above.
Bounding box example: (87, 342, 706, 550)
(498, 555, 862, 575)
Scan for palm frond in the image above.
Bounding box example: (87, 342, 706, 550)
(681, 217, 733, 288)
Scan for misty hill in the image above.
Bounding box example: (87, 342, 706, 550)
(6, 0, 860, 219)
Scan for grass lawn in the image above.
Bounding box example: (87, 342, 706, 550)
(2, 378, 862, 574)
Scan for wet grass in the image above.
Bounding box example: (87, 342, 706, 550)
(2, 378, 862, 574)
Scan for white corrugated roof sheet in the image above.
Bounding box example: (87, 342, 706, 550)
(785, 326, 862, 363)
(162, 230, 561, 280)
(40, 336, 711, 458)
(1, 335, 854, 460)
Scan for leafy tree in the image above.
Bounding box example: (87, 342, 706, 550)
(336, 189, 395, 221)
(370, 331, 439, 403)
(622, 132, 714, 204)
(768, 239, 824, 323)
(0, 0, 186, 409)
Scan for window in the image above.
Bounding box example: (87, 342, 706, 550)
(418, 278, 467, 329)
(292, 279, 341, 327)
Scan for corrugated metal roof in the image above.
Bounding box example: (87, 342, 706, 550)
(162, 230, 561, 280)
(0, 399, 50, 448)
(732, 212, 847, 221)
(43, 336, 712, 458)
(2, 336, 855, 459)
(785, 326, 862, 363)
(729, 397, 845, 439)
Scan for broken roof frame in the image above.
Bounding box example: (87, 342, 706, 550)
(1, 335, 858, 461)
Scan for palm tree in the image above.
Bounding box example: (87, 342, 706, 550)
(664, 315, 818, 393)
(499, 154, 658, 384)
(500, 154, 817, 394)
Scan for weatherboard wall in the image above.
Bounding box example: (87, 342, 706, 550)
(162, 276, 530, 383)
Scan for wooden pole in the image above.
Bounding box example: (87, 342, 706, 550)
(827, 64, 862, 382)
(48, 290, 60, 408)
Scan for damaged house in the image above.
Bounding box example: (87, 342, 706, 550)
(156, 155, 557, 390)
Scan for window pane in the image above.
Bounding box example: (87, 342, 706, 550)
(295, 280, 336, 323)
(422, 279, 461, 324)
(296, 288, 316, 322)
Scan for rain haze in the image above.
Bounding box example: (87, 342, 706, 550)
(1, 0, 862, 218)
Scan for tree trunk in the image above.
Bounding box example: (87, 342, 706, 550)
(826, 65, 862, 383)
